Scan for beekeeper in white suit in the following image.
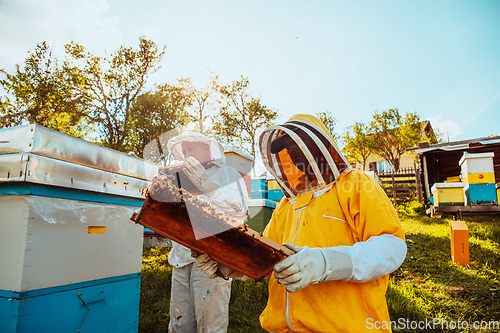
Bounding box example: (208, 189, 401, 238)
(166, 133, 249, 333)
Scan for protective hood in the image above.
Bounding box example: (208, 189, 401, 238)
(167, 133, 225, 166)
(259, 114, 351, 198)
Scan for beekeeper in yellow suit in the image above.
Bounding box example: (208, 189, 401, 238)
(257, 114, 407, 332)
(166, 133, 248, 333)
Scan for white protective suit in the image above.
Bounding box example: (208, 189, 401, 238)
(166, 133, 249, 333)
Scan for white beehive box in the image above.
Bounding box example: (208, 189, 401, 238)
(0, 124, 157, 332)
(0, 195, 142, 292)
(459, 152, 495, 175)
(224, 145, 254, 195)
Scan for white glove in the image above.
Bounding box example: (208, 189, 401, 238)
(195, 254, 219, 279)
(194, 253, 247, 280)
(183, 157, 219, 195)
(273, 244, 353, 293)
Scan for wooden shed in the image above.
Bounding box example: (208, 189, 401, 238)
(407, 136, 500, 216)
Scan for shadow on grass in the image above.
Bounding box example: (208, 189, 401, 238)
(389, 232, 500, 328)
(404, 233, 500, 287)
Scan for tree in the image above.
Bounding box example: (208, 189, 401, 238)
(213, 76, 278, 158)
(126, 82, 191, 161)
(64, 36, 165, 152)
(368, 108, 422, 171)
(316, 110, 339, 141)
(342, 121, 373, 171)
(179, 73, 220, 136)
(0, 42, 87, 136)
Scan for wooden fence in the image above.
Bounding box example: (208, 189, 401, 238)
(378, 166, 422, 202)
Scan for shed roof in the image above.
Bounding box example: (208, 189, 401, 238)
(407, 135, 500, 155)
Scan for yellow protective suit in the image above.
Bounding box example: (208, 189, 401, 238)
(258, 114, 405, 333)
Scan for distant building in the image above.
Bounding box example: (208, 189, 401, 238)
(350, 120, 436, 172)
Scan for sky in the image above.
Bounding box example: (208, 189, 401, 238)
(1, 0, 499, 147)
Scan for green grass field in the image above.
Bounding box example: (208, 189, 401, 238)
(139, 202, 500, 333)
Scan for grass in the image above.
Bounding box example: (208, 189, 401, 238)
(139, 202, 500, 332)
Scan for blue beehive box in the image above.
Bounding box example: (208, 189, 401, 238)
(0, 124, 157, 333)
(250, 190, 267, 199)
(268, 189, 284, 201)
(251, 177, 267, 191)
(464, 183, 498, 206)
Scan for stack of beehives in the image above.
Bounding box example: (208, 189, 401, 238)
(0, 124, 157, 333)
(459, 152, 497, 205)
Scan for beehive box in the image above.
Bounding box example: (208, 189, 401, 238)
(246, 199, 277, 232)
(450, 221, 469, 266)
(250, 190, 267, 199)
(459, 152, 495, 175)
(268, 189, 285, 201)
(431, 182, 464, 206)
(224, 146, 254, 195)
(251, 177, 267, 191)
(463, 183, 497, 206)
(497, 183, 500, 203)
(0, 124, 155, 333)
(267, 179, 281, 190)
(462, 172, 496, 186)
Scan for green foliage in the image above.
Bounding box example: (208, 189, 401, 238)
(368, 108, 422, 171)
(315, 110, 339, 141)
(179, 73, 221, 136)
(342, 121, 373, 170)
(213, 76, 278, 158)
(64, 36, 166, 152)
(127, 82, 191, 160)
(0, 42, 87, 136)
(395, 200, 427, 217)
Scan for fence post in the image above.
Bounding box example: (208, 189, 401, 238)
(392, 171, 396, 200)
(414, 163, 422, 202)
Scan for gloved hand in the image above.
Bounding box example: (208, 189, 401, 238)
(194, 253, 247, 280)
(273, 244, 353, 293)
(195, 253, 219, 279)
(183, 157, 220, 195)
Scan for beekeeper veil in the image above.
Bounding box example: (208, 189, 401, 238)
(259, 114, 351, 198)
(167, 133, 225, 166)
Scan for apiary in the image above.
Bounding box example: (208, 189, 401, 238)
(0, 124, 157, 333)
(430, 182, 464, 206)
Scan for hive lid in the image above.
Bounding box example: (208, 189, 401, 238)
(0, 124, 158, 181)
(0, 153, 149, 199)
(431, 182, 464, 193)
(459, 152, 495, 166)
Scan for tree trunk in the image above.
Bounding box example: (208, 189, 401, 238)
(393, 158, 400, 171)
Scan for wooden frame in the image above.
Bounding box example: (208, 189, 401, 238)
(131, 175, 294, 281)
